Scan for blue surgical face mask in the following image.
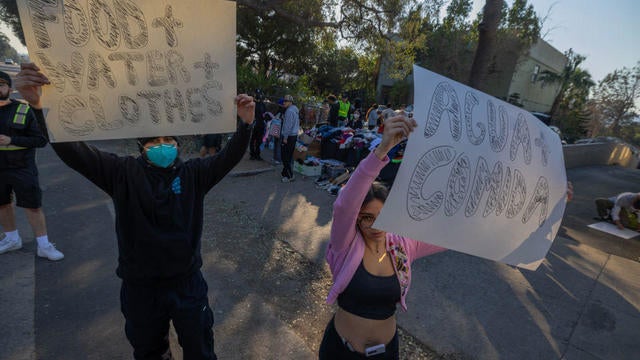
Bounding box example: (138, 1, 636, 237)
(145, 144, 178, 168)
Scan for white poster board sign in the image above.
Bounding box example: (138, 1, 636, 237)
(588, 222, 639, 239)
(375, 65, 568, 270)
(17, 0, 236, 142)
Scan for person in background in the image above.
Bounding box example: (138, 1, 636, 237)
(337, 93, 352, 127)
(327, 94, 339, 127)
(320, 115, 446, 359)
(268, 98, 286, 165)
(280, 94, 299, 183)
(366, 103, 378, 130)
(376, 108, 385, 134)
(318, 99, 330, 125)
(350, 109, 363, 129)
(0, 70, 63, 261)
(353, 97, 363, 121)
(200, 133, 222, 157)
(249, 90, 267, 160)
(15, 62, 255, 359)
(595, 192, 640, 230)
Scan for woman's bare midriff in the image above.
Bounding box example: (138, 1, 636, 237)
(334, 306, 396, 354)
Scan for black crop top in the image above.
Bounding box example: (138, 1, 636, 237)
(337, 260, 401, 320)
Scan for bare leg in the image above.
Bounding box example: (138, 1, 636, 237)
(24, 207, 47, 237)
(0, 203, 17, 232)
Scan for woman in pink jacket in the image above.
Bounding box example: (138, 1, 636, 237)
(320, 115, 446, 359)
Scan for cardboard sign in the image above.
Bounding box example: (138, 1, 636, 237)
(374, 65, 568, 270)
(17, 0, 236, 142)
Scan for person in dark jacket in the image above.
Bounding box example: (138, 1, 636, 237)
(0, 70, 63, 261)
(249, 90, 267, 160)
(15, 63, 255, 360)
(327, 94, 339, 127)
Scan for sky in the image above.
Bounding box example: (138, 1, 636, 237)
(2, 0, 639, 84)
(471, 0, 639, 83)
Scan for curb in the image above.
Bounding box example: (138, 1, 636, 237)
(229, 167, 275, 177)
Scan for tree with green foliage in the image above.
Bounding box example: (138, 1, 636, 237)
(422, 0, 540, 93)
(417, 0, 476, 83)
(537, 49, 595, 141)
(0, 33, 19, 60)
(305, 31, 359, 94)
(0, 0, 22, 46)
(589, 63, 640, 139)
(236, 1, 320, 94)
(538, 49, 595, 118)
(468, 0, 501, 91)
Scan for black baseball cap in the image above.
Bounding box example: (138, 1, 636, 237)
(0, 71, 11, 87)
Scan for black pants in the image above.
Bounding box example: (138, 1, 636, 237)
(120, 271, 216, 360)
(281, 135, 297, 179)
(318, 317, 399, 359)
(249, 125, 264, 158)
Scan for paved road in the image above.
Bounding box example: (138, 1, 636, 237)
(1, 142, 639, 359)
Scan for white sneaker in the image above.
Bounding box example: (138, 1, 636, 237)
(281, 177, 290, 183)
(0, 236, 22, 254)
(37, 243, 64, 261)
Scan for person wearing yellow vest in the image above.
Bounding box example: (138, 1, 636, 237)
(338, 93, 352, 127)
(0, 70, 63, 260)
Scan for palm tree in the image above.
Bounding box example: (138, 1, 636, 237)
(538, 49, 595, 118)
(468, 0, 502, 91)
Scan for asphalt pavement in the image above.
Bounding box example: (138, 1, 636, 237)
(1, 142, 639, 359)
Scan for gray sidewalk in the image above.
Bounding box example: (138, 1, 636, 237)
(1, 144, 639, 359)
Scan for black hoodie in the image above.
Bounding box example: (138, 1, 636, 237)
(0, 100, 47, 169)
(35, 109, 251, 284)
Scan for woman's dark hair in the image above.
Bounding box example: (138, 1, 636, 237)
(362, 181, 389, 207)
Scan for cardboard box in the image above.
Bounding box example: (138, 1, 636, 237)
(307, 141, 321, 158)
(293, 149, 307, 161)
(294, 162, 322, 177)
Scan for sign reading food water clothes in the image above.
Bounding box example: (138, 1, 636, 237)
(374, 65, 568, 270)
(17, 0, 236, 142)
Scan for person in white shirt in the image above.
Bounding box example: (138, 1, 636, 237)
(595, 192, 640, 230)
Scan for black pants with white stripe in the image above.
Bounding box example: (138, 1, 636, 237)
(281, 135, 297, 179)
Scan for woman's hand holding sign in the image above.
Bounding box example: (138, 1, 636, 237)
(374, 114, 417, 160)
(235, 94, 255, 125)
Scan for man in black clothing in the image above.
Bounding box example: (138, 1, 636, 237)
(249, 90, 267, 160)
(327, 94, 339, 127)
(15, 63, 255, 360)
(0, 70, 63, 261)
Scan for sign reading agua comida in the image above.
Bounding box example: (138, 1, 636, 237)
(374, 65, 568, 270)
(17, 0, 236, 142)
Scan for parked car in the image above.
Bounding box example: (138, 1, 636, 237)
(574, 137, 623, 145)
(574, 138, 600, 145)
(530, 112, 552, 125)
(4, 58, 15, 65)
